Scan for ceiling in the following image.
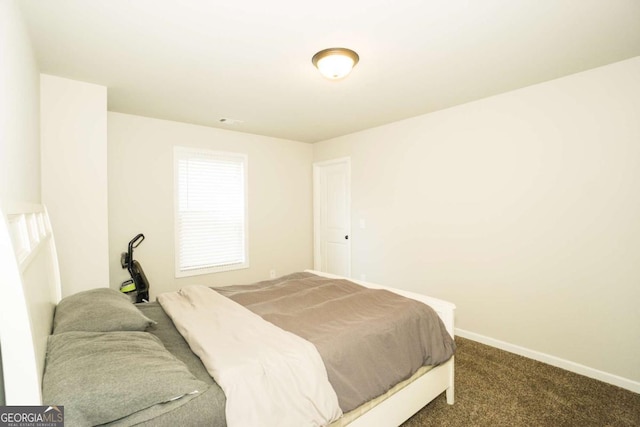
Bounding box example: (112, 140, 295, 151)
(18, 0, 640, 143)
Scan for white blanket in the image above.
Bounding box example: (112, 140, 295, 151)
(157, 285, 342, 427)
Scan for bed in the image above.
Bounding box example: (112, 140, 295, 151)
(0, 202, 456, 426)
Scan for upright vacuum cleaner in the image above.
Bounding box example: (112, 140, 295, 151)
(120, 233, 150, 303)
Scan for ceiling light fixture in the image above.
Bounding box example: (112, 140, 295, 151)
(312, 47, 359, 80)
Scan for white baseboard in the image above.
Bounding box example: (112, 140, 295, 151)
(455, 328, 640, 394)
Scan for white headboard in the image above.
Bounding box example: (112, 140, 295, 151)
(0, 202, 61, 404)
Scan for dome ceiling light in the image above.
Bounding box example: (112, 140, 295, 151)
(312, 47, 360, 80)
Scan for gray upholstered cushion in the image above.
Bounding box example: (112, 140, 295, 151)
(42, 331, 210, 426)
(53, 288, 155, 334)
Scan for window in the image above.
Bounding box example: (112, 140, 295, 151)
(174, 147, 248, 277)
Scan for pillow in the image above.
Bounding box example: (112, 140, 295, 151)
(53, 288, 155, 334)
(42, 331, 210, 426)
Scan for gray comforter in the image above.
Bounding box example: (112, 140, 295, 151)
(213, 272, 455, 412)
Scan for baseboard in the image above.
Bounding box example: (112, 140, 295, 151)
(455, 328, 640, 394)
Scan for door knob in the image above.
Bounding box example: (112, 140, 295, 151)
(345, 235, 349, 240)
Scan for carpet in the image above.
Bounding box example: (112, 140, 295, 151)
(401, 337, 640, 426)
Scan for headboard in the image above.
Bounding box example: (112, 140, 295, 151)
(0, 202, 61, 404)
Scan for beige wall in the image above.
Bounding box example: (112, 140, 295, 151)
(108, 112, 314, 297)
(0, 0, 40, 203)
(40, 75, 109, 297)
(314, 57, 640, 385)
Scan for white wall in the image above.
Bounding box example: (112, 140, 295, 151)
(108, 112, 313, 297)
(314, 57, 640, 388)
(40, 75, 109, 297)
(0, 0, 41, 406)
(0, 0, 40, 203)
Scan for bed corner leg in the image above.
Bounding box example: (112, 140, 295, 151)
(446, 356, 455, 404)
(446, 386, 455, 405)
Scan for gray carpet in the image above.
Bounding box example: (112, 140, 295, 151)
(401, 337, 640, 427)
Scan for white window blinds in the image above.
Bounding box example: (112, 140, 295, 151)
(174, 147, 248, 277)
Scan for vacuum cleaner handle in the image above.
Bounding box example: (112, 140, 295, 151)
(128, 233, 145, 253)
(126, 234, 144, 277)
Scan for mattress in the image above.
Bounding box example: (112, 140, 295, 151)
(135, 290, 444, 427)
(213, 272, 455, 412)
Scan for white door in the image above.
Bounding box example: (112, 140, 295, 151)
(314, 158, 351, 277)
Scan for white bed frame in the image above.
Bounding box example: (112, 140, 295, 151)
(0, 203, 454, 426)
